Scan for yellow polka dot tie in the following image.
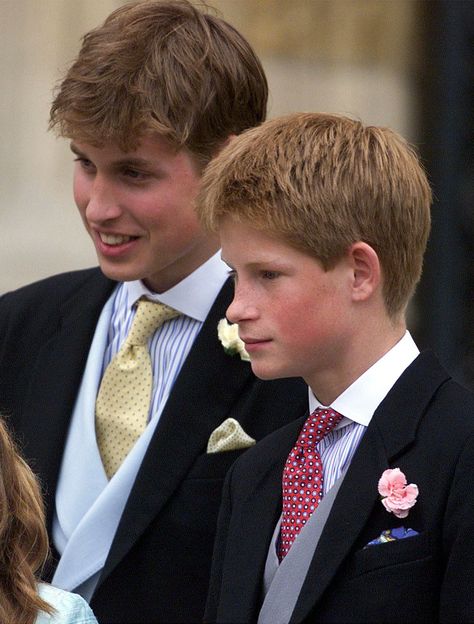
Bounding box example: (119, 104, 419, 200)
(96, 299, 179, 478)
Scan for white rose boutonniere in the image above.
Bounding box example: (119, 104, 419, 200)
(217, 319, 250, 362)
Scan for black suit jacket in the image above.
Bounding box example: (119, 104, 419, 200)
(206, 352, 474, 623)
(0, 268, 307, 624)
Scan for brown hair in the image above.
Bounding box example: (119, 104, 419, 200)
(49, 0, 267, 166)
(0, 418, 52, 624)
(197, 112, 432, 318)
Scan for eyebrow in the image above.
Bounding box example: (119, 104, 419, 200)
(69, 143, 153, 169)
(221, 256, 292, 272)
(70, 143, 84, 157)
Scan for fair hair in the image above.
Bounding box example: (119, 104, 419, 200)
(49, 0, 267, 166)
(197, 112, 432, 317)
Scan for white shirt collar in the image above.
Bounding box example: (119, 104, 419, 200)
(123, 251, 229, 322)
(308, 331, 419, 427)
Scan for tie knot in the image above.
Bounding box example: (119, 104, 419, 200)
(297, 407, 343, 450)
(126, 299, 179, 346)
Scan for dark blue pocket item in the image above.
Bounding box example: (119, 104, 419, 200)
(364, 526, 419, 548)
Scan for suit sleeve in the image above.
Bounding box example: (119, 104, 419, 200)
(204, 462, 235, 623)
(440, 430, 474, 623)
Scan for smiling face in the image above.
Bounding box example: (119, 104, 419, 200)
(72, 134, 219, 293)
(221, 218, 359, 400)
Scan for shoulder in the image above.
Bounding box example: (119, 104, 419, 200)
(396, 355, 474, 472)
(0, 268, 114, 327)
(389, 350, 474, 439)
(431, 378, 474, 455)
(36, 584, 98, 624)
(1, 268, 110, 307)
(425, 373, 474, 435)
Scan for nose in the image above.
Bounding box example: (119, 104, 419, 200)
(82, 174, 122, 224)
(226, 282, 258, 324)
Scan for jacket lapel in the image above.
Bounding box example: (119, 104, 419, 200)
(291, 351, 450, 623)
(20, 270, 115, 528)
(220, 419, 306, 622)
(101, 279, 256, 579)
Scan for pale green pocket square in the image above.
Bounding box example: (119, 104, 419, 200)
(207, 418, 256, 453)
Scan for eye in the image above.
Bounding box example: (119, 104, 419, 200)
(261, 270, 280, 280)
(122, 168, 150, 181)
(74, 157, 95, 172)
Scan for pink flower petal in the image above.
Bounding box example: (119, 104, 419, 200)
(379, 469, 418, 518)
(392, 507, 409, 519)
(378, 467, 407, 496)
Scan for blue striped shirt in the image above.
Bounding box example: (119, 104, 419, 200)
(309, 331, 419, 494)
(101, 252, 229, 426)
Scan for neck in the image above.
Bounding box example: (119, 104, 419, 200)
(307, 315, 407, 406)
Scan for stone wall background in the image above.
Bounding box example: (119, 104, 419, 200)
(0, 0, 422, 293)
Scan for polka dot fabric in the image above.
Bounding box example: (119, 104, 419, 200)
(207, 417, 256, 453)
(278, 407, 343, 561)
(96, 299, 179, 479)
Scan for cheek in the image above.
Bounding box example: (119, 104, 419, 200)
(156, 201, 205, 242)
(274, 300, 311, 347)
(72, 173, 89, 214)
(277, 297, 335, 352)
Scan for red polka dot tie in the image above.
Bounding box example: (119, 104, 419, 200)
(278, 407, 343, 561)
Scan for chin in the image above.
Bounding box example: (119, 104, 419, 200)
(98, 262, 141, 283)
(250, 362, 289, 381)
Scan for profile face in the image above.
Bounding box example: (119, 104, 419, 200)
(72, 134, 218, 293)
(221, 217, 354, 389)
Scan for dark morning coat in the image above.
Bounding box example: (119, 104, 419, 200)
(206, 352, 474, 624)
(0, 267, 307, 624)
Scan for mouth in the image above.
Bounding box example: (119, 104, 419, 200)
(240, 337, 271, 351)
(99, 232, 139, 246)
(92, 230, 141, 259)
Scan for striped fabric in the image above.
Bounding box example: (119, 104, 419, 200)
(318, 421, 367, 495)
(307, 332, 420, 495)
(100, 283, 202, 425)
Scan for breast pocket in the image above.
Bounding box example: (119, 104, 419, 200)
(348, 531, 432, 578)
(325, 531, 439, 623)
(185, 448, 247, 480)
(172, 450, 244, 535)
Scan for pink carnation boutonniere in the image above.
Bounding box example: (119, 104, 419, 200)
(378, 468, 419, 518)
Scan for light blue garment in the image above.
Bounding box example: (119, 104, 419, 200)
(52, 253, 229, 597)
(36, 584, 98, 624)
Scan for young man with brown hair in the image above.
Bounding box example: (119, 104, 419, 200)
(0, 3, 306, 623)
(197, 112, 474, 623)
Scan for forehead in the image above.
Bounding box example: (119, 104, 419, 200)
(220, 217, 282, 245)
(219, 217, 308, 264)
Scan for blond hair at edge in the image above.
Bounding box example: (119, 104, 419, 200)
(0, 417, 52, 624)
(197, 112, 432, 318)
(49, 0, 267, 167)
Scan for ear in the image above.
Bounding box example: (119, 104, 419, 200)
(347, 242, 381, 303)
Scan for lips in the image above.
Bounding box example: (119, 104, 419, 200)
(99, 232, 137, 246)
(93, 230, 141, 259)
(240, 337, 271, 351)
